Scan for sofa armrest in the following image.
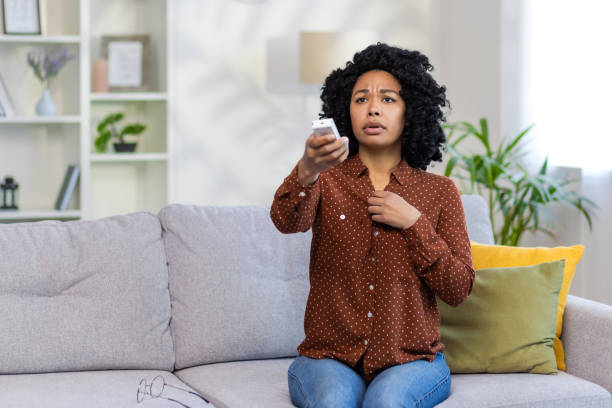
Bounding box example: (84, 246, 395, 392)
(561, 294, 612, 394)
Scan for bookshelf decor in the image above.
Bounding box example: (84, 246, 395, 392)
(94, 112, 147, 153)
(54, 165, 80, 211)
(102, 34, 150, 92)
(27, 45, 76, 116)
(0, 0, 172, 223)
(0, 72, 15, 117)
(0, 176, 19, 210)
(92, 59, 109, 93)
(1, 0, 41, 35)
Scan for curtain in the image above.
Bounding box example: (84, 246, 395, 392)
(521, 0, 612, 305)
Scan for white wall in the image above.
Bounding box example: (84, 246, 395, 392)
(169, 0, 501, 199)
(170, 0, 610, 305)
(435, 0, 501, 143)
(170, 0, 434, 207)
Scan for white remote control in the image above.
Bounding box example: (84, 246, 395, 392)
(312, 118, 341, 139)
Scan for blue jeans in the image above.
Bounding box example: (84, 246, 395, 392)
(288, 352, 450, 408)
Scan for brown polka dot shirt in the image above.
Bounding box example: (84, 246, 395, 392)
(270, 154, 475, 382)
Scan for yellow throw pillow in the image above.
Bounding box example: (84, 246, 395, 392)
(470, 241, 585, 371)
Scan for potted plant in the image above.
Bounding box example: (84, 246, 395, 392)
(442, 118, 597, 246)
(27, 45, 76, 116)
(94, 112, 146, 153)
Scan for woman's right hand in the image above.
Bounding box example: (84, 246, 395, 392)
(298, 133, 349, 187)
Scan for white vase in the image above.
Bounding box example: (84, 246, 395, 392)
(35, 89, 57, 116)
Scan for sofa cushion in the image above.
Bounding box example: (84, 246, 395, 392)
(0, 370, 202, 408)
(440, 371, 612, 408)
(0, 212, 174, 374)
(175, 358, 612, 408)
(470, 242, 585, 372)
(438, 260, 564, 374)
(159, 204, 311, 369)
(175, 358, 294, 408)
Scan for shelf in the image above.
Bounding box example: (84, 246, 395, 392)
(0, 116, 81, 124)
(90, 153, 169, 162)
(0, 35, 81, 44)
(0, 0, 171, 222)
(0, 210, 81, 221)
(90, 93, 168, 102)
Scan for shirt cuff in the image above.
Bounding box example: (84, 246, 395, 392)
(401, 214, 449, 273)
(277, 161, 320, 202)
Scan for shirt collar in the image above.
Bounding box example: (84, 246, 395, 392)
(341, 154, 421, 187)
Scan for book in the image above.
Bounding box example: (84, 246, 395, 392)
(54, 165, 80, 211)
(0, 73, 15, 117)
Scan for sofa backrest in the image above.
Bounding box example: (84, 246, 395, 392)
(461, 194, 494, 245)
(0, 212, 175, 374)
(159, 204, 311, 369)
(160, 194, 492, 369)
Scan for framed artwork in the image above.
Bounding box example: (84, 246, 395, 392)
(1, 0, 41, 35)
(102, 35, 150, 92)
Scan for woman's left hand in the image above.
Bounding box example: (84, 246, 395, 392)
(367, 191, 422, 229)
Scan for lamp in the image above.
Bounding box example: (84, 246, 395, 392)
(299, 31, 378, 84)
(0, 176, 19, 210)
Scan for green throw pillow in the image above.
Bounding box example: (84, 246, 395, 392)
(437, 259, 565, 374)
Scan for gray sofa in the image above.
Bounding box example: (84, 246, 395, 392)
(0, 195, 610, 408)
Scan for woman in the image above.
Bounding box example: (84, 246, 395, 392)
(270, 43, 474, 408)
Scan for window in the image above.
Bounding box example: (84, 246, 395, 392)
(523, 0, 612, 170)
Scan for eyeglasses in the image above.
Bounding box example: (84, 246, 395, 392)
(137, 375, 212, 407)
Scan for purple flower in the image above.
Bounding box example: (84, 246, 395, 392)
(27, 45, 76, 86)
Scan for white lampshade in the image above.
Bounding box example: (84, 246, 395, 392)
(299, 31, 378, 84)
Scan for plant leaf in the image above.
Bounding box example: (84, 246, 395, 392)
(120, 124, 146, 137)
(94, 129, 112, 153)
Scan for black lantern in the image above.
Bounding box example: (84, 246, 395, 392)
(0, 176, 19, 210)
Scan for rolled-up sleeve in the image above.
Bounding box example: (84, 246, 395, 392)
(401, 179, 475, 306)
(270, 161, 321, 233)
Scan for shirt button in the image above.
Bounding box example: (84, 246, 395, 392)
(298, 191, 306, 197)
(371, 256, 375, 262)
(369, 284, 374, 290)
(340, 214, 346, 220)
(374, 231, 379, 237)
(364, 339, 369, 346)
(367, 311, 373, 318)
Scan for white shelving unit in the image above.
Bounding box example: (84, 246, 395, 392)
(0, 210, 81, 221)
(90, 153, 169, 163)
(0, 116, 81, 124)
(0, 35, 80, 44)
(0, 0, 173, 223)
(90, 92, 168, 102)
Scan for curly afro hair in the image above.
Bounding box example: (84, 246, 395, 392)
(319, 42, 450, 170)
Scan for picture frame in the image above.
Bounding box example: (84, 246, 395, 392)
(102, 35, 150, 92)
(1, 0, 41, 35)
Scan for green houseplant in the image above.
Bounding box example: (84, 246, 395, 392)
(94, 112, 146, 153)
(443, 118, 596, 246)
